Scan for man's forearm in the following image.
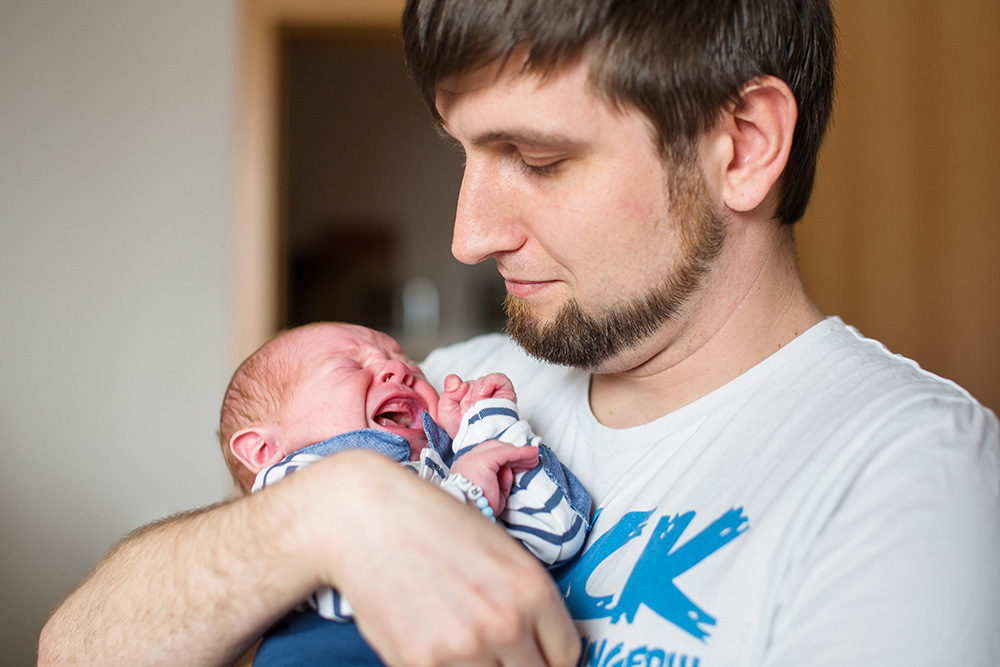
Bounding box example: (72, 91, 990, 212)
(38, 450, 580, 667)
(38, 477, 324, 666)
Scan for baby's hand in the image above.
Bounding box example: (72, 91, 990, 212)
(464, 372, 517, 404)
(437, 373, 516, 438)
(450, 441, 539, 515)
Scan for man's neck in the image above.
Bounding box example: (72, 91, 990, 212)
(588, 225, 823, 428)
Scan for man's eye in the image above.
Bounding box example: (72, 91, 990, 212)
(518, 155, 563, 176)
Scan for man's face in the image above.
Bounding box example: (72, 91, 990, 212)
(279, 323, 440, 460)
(437, 57, 726, 371)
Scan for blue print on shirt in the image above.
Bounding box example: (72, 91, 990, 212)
(555, 508, 749, 642)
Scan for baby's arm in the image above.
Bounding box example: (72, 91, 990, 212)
(450, 397, 592, 568)
(437, 373, 516, 438)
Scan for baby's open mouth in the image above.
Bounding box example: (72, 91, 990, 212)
(372, 398, 422, 429)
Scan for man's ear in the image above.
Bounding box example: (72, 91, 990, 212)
(229, 426, 285, 475)
(710, 75, 797, 214)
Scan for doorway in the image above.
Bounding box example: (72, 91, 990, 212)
(235, 0, 503, 363)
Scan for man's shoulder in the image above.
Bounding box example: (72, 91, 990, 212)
(816, 318, 987, 409)
(785, 318, 998, 449)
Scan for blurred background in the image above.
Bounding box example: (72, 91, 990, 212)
(1, 0, 997, 663)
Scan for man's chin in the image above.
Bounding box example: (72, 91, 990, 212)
(503, 295, 623, 369)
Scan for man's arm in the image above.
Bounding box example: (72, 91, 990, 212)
(38, 466, 327, 666)
(38, 450, 580, 667)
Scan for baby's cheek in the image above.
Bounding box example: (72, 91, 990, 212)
(425, 394, 441, 423)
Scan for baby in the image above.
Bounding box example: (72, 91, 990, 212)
(218, 322, 590, 663)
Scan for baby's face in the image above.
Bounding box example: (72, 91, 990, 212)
(280, 323, 440, 460)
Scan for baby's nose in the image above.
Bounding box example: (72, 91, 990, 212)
(376, 360, 414, 386)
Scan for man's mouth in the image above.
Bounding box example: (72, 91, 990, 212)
(502, 276, 555, 300)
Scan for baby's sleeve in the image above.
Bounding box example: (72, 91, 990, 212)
(503, 444, 591, 567)
(452, 398, 592, 567)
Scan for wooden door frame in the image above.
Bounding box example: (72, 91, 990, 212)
(233, 0, 404, 362)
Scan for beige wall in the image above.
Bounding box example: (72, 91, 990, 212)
(799, 0, 1000, 411)
(0, 1, 237, 664)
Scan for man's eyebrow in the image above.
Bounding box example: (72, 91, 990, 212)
(473, 130, 581, 148)
(440, 126, 581, 151)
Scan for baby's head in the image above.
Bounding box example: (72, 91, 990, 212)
(219, 322, 440, 493)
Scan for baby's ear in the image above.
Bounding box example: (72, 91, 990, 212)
(229, 426, 285, 475)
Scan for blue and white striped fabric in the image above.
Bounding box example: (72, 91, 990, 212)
(252, 397, 591, 623)
(451, 397, 591, 567)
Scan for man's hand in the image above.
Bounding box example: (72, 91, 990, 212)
(302, 450, 580, 667)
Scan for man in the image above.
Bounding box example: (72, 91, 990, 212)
(39, 1, 1000, 665)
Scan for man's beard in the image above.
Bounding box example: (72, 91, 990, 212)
(504, 166, 726, 370)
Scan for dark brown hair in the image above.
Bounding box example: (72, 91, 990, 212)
(401, 0, 836, 224)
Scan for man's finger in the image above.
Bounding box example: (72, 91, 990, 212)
(533, 585, 581, 667)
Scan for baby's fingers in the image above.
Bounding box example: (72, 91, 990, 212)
(469, 373, 516, 402)
(443, 373, 465, 392)
(507, 445, 540, 473)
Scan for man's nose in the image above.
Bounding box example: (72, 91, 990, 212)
(451, 159, 523, 265)
(376, 360, 414, 386)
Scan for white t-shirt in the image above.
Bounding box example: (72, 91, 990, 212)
(421, 317, 1000, 667)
